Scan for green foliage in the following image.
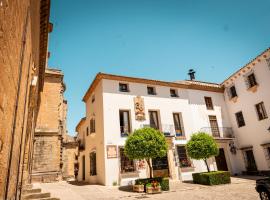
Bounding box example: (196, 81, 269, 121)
(112, 181, 118, 186)
(192, 171, 231, 185)
(186, 132, 219, 160)
(160, 178, 170, 191)
(135, 177, 169, 191)
(146, 183, 152, 188)
(124, 127, 168, 160)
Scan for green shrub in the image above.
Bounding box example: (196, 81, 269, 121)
(192, 171, 231, 185)
(135, 177, 169, 191)
(160, 178, 170, 191)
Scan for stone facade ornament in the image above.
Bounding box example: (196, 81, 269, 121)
(134, 96, 145, 121)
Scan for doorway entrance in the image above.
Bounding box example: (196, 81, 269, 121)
(82, 155, 85, 180)
(244, 150, 257, 171)
(152, 156, 169, 177)
(215, 148, 228, 171)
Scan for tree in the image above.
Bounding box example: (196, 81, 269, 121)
(124, 127, 168, 178)
(186, 132, 219, 172)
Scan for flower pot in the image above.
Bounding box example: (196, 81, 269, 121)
(133, 185, 144, 193)
(146, 186, 161, 194)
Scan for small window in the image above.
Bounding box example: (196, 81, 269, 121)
(246, 73, 257, 88)
(170, 89, 178, 97)
(177, 146, 192, 168)
(119, 83, 129, 92)
(149, 111, 160, 130)
(91, 95, 95, 103)
(235, 111, 245, 127)
(266, 58, 270, 70)
(255, 102, 268, 120)
(119, 110, 131, 136)
(90, 118, 96, 133)
(147, 86, 156, 95)
(229, 85, 237, 99)
(204, 97, 214, 110)
(120, 147, 135, 173)
(86, 127, 89, 136)
(90, 152, 97, 176)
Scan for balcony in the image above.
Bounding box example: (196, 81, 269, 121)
(200, 127, 234, 139)
(77, 139, 85, 151)
(141, 124, 185, 138)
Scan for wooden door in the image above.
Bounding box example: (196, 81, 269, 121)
(215, 148, 228, 171)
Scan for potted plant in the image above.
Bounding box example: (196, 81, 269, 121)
(133, 180, 144, 193)
(146, 181, 161, 194)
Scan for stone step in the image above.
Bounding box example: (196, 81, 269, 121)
(23, 188, 42, 194)
(23, 192, 50, 199)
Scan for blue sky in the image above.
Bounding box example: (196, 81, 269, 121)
(48, 0, 270, 135)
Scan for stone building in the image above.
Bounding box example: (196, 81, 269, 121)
(32, 68, 78, 182)
(0, 0, 51, 199)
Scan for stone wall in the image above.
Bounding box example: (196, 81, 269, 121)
(0, 0, 50, 199)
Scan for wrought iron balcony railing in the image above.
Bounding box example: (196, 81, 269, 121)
(200, 127, 234, 138)
(141, 124, 185, 137)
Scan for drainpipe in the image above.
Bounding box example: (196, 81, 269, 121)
(4, 7, 29, 200)
(15, 56, 31, 199)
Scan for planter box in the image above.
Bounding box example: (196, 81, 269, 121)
(133, 185, 144, 193)
(146, 186, 161, 194)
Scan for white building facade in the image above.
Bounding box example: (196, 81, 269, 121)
(76, 48, 270, 186)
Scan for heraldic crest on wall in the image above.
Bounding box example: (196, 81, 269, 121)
(134, 96, 146, 121)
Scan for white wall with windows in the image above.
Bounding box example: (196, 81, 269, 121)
(223, 56, 270, 172)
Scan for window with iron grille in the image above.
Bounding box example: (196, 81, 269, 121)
(147, 86, 156, 95)
(173, 113, 184, 137)
(255, 102, 268, 120)
(235, 111, 245, 127)
(176, 146, 192, 168)
(204, 97, 214, 110)
(90, 118, 95, 133)
(90, 152, 97, 176)
(229, 85, 237, 99)
(119, 83, 129, 92)
(246, 73, 257, 88)
(119, 110, 131, 136)
(119, 147, 135, 173)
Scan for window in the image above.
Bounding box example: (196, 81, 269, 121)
(267, 147, 270, 159)
(90, 152, 97, 176)
(147, 86, 156, 95)
(119, 110, 131, 136)
(235, 111, 245, 127)
(173, 113, 184, 137)
(177, 146, 192, 168)
(209, 115, 220, 137)
(149, 111, 160, 130)
(204, 97, 214, 110)
(228, 85, 237, 99)
(90, 118, 95, 133)
(170, 89, 178, 97)
(255, 102, 268, 120)
(91, 95, 95, 103)
(246, 73, 257, 88)
(86, 127, 89, 136)
(266, 58, 270, 70)
(120, 147, 135, 173)
(119, 83, 129, 92)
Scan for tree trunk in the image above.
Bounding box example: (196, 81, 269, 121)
(204, 159, 210, 172)
(146, 159, 153, 178)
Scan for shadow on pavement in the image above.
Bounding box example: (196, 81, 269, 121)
(118, 185, 134, 193)
(67, 181, 94, 186)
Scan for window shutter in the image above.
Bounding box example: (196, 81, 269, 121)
(226, 88, 232, 99)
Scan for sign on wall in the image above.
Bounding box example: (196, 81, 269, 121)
(106, 145, 117, 159)
(134, 96, 146, 121)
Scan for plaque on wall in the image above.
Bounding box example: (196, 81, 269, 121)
(134, 96, 146, 121)
(107, 145, 117, 159)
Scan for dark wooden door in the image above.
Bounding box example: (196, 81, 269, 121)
(82, 155, 85, 180)
(245, 150, 257, 171)
(215, 148, 228, 171)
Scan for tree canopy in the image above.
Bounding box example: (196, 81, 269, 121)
(124, 127, 168, 178)
(186, 132, 219, 172)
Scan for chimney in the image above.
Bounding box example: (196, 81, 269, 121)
(188, 69, 196, 80)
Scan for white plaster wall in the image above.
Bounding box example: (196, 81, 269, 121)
(224, 59, 270, 171)
(101, 79, 237, 185)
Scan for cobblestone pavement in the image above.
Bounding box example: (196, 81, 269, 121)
(34, 176, 260, 200)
